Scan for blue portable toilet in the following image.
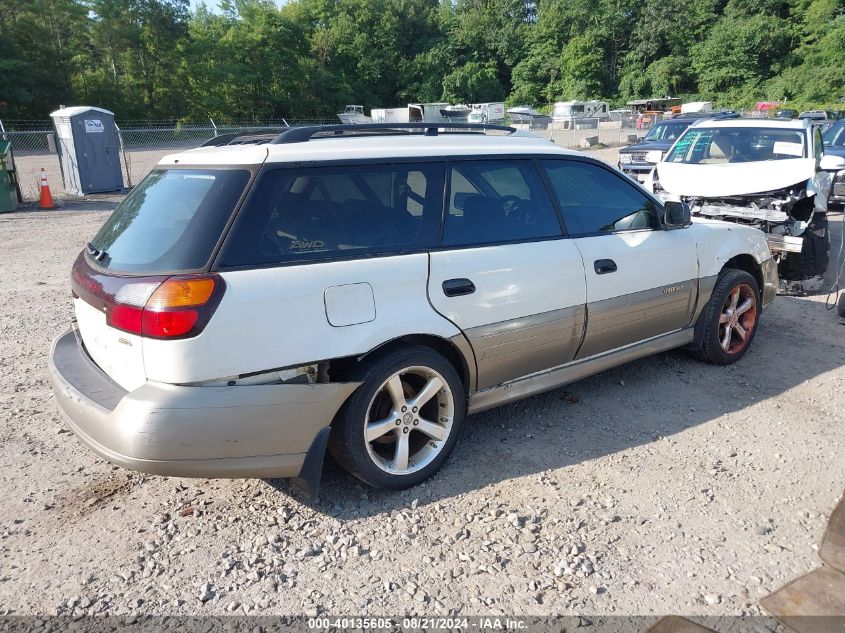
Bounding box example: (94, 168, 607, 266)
(50, 106, 124, 195)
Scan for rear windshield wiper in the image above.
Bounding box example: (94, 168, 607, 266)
(86, 242, 108, 262)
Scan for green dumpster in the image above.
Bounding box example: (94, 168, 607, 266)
(0, 141, 19, 213)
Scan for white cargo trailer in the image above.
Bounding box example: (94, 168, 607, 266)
(468, 102, 505, 123)
(551, 100, 610, 128)
(370, 108, 411, 123)
(370, 103, 449, 124)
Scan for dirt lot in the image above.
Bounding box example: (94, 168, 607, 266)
(0, 147, 844, 618)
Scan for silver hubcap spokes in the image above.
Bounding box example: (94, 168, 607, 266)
(719, 283, 757, 354)
(364, 366, 454, 475)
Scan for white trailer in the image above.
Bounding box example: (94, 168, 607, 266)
(680, 101, 713, 113)
(370, 104, 449, 124)
(409, 103, 449, 123)
(468, 102, 505, 123)
(370, 108, 411, 123)
(551, 100, 610, 128)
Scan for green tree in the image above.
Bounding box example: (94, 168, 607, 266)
(442, 61, 505, 102)
(0, 0, 87, 119)
(692, 14, 794, 99)
(1, 0, 844, 122)
(447, 0, 531, 96)
(547, 34, 605, 100)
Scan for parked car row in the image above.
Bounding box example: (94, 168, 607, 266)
(775, 108, 845, 124)
(49, 122, 778, 492)
(822, 119, 845, 206)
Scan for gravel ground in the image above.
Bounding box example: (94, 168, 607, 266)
(1, 148, 844, 618)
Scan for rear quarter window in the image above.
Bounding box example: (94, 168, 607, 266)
(217, 162, 444, 267)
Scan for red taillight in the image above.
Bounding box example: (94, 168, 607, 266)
(73, 254, 224, 340)
(107, 304, 143, 333)
(141, 309, 199, 338)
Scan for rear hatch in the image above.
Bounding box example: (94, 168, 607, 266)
(71, 168, 250, 391)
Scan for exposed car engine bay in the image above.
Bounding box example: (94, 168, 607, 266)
(684, 182, 829, 289)
(646, 120, 840, 293)
(660, 171, 831, 292)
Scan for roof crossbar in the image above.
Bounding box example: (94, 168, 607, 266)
(269, 122, 517, 145)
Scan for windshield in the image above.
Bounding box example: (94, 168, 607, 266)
(823, 122, 845, 147)
(644, 121, 690, 142)
(89, 168, 250, 273)
(665, 127, 807, 164)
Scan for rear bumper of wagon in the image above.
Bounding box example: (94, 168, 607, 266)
(48, 330, 360, 488)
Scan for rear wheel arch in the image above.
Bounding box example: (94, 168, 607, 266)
(330, 334, 475, 396)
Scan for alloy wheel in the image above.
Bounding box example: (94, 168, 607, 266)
(719, 283, 757, 354)
(363, 366, 455, 475)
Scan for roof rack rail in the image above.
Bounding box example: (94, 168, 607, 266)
(200, 132, 281, 147)
(269, 122, 517, 144)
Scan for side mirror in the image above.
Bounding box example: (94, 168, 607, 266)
(664, 201, 691, 228)
(645, 150, 664, 164)
(820, 154, 845, 171)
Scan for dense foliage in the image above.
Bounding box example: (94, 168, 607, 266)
(0, 0, 843, 122)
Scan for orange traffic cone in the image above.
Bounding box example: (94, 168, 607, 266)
(39, 168, 55, 210)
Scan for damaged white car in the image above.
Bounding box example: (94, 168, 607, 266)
(645, 118, 845, 292)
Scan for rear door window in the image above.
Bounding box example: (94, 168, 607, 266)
(442, 160, 561, 247)
(89, 168, 250, 273)
(218, 162, 443, 267)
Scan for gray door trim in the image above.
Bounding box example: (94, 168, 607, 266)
(468, 327, 694, 414)
(464, 305, 586, 389)
(576, 279, 696, 359)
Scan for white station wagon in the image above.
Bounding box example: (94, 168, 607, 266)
(49, 123, 777, 493)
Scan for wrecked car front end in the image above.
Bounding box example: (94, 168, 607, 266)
(650, 123, 832, 293)
(686, 180, 830, 288)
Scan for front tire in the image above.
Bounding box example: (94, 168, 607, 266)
(691, 268, 761, 365)
(328, 346, 466, 489)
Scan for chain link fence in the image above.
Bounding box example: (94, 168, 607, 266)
(1, 119, 335, 201)
(1, 116, 643, 202)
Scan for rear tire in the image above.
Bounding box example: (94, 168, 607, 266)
(690, 268, 761, 365)
(329, 346, 466, 489)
